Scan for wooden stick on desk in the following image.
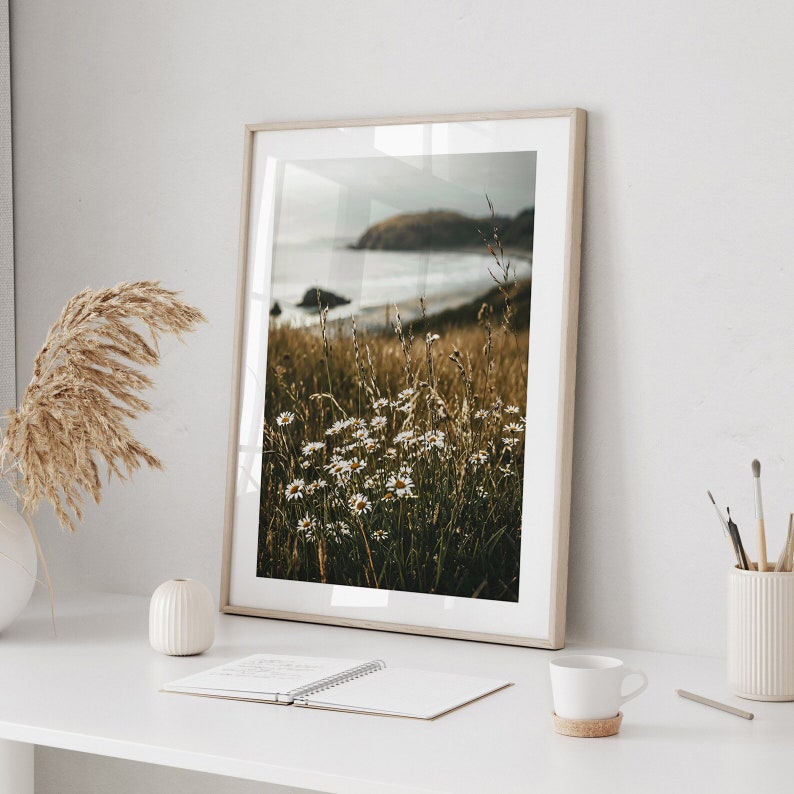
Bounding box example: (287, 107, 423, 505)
(676, 689, 754, 720)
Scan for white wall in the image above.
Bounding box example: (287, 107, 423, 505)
(0, 0, 15, 507)
(10, 0, 794, 790)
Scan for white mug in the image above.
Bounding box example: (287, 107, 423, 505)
(549, 654, 648, 720)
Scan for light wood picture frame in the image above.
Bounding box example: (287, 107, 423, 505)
(221, 109, 585, 648)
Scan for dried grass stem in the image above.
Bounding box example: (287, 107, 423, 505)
(0, 280, 206, 532)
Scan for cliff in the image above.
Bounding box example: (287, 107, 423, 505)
(349, 208, 534, 253)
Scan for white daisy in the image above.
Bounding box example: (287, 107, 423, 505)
(474, 409, 488, 420)
(325, 419, 347, 436)
(301, 441, 325, 455)
(370, 415, 388, 430)
(502, 437, 520, 447)
(422, 430, 446, 450)
(372, 528, 389, 542)
(469, 451, 489, 465)
(503, 423, 523, 434)
(347, 456, 367, 474)
(325, 457, 350, 477)
(505, 405, 520, 415)
(372, 398, 389, 410)
(349, 493, 372, 514)
(276, 411, 295, 426)
(285, 479, 305, 501)
(296, 513, 317, 532)
(397, 388, 415, 401)
(326, 521, 351, 539)
(393, 430, 414, 446)
(386, 473, 414, 497)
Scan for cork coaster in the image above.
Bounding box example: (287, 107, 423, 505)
(551, 711, 623, 738)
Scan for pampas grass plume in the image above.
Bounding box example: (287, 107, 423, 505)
(0, 280, 206, 532)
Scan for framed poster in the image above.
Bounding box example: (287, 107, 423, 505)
(221, 109, 585, 648)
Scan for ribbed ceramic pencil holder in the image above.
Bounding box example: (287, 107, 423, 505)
(727, 566, 794, 701)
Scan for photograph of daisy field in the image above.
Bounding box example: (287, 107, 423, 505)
(257, 150, 536, 603)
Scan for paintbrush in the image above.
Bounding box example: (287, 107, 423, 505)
(775, 513, 794, 573)
(708, 491, 746, 569)
(726, 507, 750, 571)
(752, 459, 768, 571)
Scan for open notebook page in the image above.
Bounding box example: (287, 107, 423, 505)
(164, 654, 369, 703)
(295, 667, 511, 719)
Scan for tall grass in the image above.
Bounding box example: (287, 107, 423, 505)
(257, 217, 529, 601)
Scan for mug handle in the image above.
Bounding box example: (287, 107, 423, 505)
(619, 667, 648, 705)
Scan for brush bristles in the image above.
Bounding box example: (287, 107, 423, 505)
(752, 459, 761, 477)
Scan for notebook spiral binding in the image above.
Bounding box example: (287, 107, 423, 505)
(289, 659, 386, 702)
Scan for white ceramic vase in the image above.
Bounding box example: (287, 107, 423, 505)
(0, 500, 37, 633)
(149, 578, 215, 656)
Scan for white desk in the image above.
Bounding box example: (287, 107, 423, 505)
(0, 591, 791, 793)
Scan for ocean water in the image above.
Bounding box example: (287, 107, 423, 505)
(269, 243, 531, 327)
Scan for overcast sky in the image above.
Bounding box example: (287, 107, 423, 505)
(272, 150, 536, 245)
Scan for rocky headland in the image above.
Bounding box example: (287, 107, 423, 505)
(348, 208, 534, 254)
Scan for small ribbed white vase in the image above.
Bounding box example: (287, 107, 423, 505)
(149, 579, 215, 656)
(727, 566, 794, 701)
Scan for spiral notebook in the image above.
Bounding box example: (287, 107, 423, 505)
(163, 654, 511, 719)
